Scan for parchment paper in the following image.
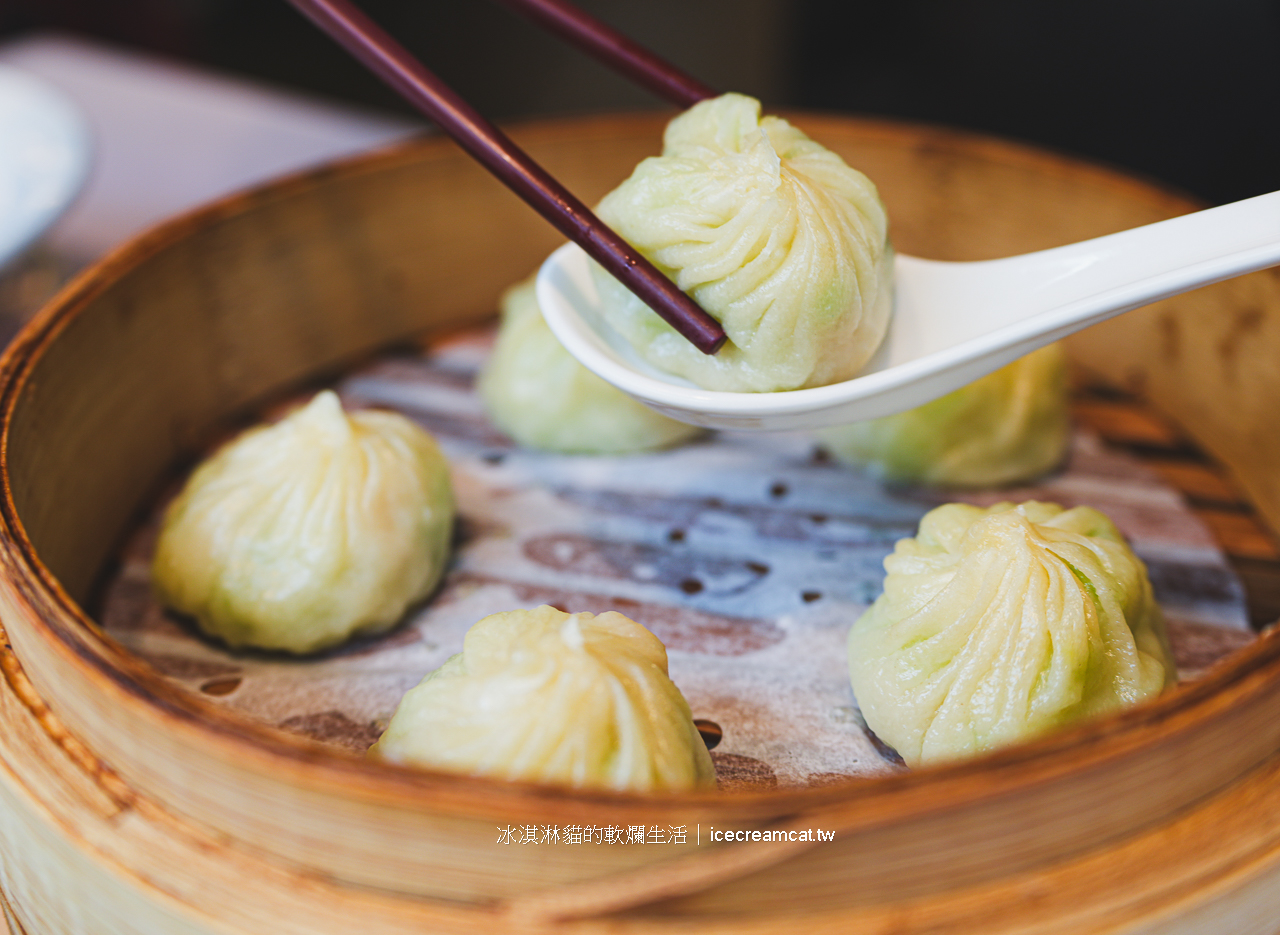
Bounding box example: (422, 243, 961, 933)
(99, 330, 1255, 789)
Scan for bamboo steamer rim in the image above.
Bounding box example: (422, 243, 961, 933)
(0, 109, 1275, 834)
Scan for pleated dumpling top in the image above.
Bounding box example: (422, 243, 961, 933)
(591, 93, 892, 393)
(849, 501, 1175, 767)
(152, 391, 454, 654)
(372, 605, 716, 792)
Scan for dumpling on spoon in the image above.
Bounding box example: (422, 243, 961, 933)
(590, 93, 892, 393)
(478, 275, 702, 453)
(849, 501, 1175, 767)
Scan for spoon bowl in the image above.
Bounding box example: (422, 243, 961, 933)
(538, 190, 1280, 431)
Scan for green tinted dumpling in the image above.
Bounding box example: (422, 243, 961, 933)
(848, 501, 1175, 767)
(818, 344, 1070, 487)
(477, 277, 702, 453)
(152, 391, 454, 654)
(371, 605, 717, 792)
(590, 93, 892, 393)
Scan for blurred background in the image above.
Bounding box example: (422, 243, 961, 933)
(3, 2, 1280, 614)
(3, 0, 1279, 206)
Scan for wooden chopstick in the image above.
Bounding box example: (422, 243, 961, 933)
(285, 0, 727, 355)
(491, 0, 715, 109)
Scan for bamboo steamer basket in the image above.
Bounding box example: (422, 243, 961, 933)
(2, 112, 1280, 935)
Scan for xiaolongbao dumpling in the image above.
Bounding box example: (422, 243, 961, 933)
(477, 276, 702, 453)
(152, 391, 454, 654)
(848, 501, 1175, 767)
(818, 344, 1070, 487)
(590, 93, 892, 393)
(371, 605, 716, 792)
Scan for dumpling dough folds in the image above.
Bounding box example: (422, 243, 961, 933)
(818, 344, 1070, 487)
(591, 93, 892, 393)
(478, 276, 702, 453)
(849, 501, 1175, 767)
(371, 605, 716, 792)
(152, 391, 454, 654)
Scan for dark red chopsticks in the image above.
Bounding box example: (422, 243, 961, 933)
(491, 0, 715, 109)
(285, 0, 726, 355)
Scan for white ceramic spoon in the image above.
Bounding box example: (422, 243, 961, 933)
(538, 189, 1280, 431)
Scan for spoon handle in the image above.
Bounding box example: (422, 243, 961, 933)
(285, 0, 726, 355)
(1017, 189, 1280, 324)
(908, 189, 1280, 360)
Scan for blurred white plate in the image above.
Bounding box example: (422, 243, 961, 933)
(0, 65, 90, 270)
